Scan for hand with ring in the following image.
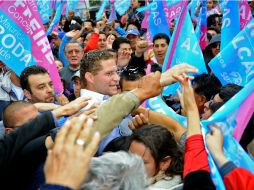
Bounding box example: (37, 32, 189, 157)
(44, 114, 100, 189)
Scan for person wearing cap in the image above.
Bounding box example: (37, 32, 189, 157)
(68, 70, 81, 101)
(125, 29, 153, 70)
(203, 34, 221, 73)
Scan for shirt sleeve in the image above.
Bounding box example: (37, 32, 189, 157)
(183, 134, 210, 178)
(221, 161, 254, 190)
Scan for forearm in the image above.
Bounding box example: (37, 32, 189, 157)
(93, 92, 140, 139)
(136, 107, 185, 142)
(59, 35, 72, 67)
(186, 109, 201, 138)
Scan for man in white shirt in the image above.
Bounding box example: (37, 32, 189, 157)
(80, 49, 120, 109)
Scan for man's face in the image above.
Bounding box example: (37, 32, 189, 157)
(153, 39, 168, 63)
(131, 0, 140, 8)
(26, 73, 55, 103)
(127, 34, 139, 51)
(117, 43, 132, 68)
(98, 34, 107, 50)
(203, 93, 223, 117)
(91, 59, 120, 96)
(84, 22, 92, 32)
(65, 43, 83, 67)
(73, 77, 81, 98)
(5, 105, 38, 134)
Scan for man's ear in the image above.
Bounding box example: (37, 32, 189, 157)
(5, 128, 14, 134)
(85, 72, 94, 84)
(23, 89, 32, 100)
(159, 156, 172, 171)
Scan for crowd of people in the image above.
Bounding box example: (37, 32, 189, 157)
(0, 0, 254, 189)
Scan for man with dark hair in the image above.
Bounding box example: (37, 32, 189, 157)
(60, 40, 84, 91)
(112, 37, 132, 69)
(119, 67, 145, 91)
(3, 101, 38, 134)
(203, 83, 243, 116)
(20, 65, 55, 103)
(192, 73, 222, 114)
(152, 33, 170, 66)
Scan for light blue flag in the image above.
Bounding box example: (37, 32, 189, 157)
(188, 0, 200, 19)
(36, 0, 52, 24)
(66, 0, 80, 16)
(201, 78, 254, 190)
(221, 0, 240, 49)
(162, 11, 207, 96)
(46, 0, 62, 35)
(209, 18, 254, 86)
(96, 0, 108, 21)
(145, 96, 187, 128)
(115, 0, 131, 16)
(148, 0, 171, 40)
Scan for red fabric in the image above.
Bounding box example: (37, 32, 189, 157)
(183, 134, 210, 177)
(84, 32, 99, 53)
(224, 168, 254, 190)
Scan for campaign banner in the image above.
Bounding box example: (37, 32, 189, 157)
(146, 95, 187, 128)
(163, 0, 184, 24)
(0, 0, 63, 94)
(199, 0, 207, 50)
(148, 0, 171, 40)
(240, 0, 253, 30)
(202, 78, 254, 189)
(162, 10, 207, 96)
(96, 0, 108, 21)
(36, 0, 51, 24)
(46, 1, 62, 35)
(209, 18, 254, 86)
(221, 0, 240, 49)
(114, 0, 131, 16)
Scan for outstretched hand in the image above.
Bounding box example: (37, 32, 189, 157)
(160, 63, 198, 87)
(44, 114, 100, 189)
(206, 125, 228, 167)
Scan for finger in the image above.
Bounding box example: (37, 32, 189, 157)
(54, 120, 72, 150)
(144, 109, 149, 122)
(85, 108, 97, 115)
(66, 115, 86, 145)
(83, 131, 100, 158)
(135, 115, 144, 125)
(76, 117, 94, 151)
(172, 74, 185, 84)
(128, 121, 135, 130)
(132, 117, 139, 127)
(140, 113, 148, 124)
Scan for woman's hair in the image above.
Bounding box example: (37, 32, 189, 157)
(130, 124, 183, 177)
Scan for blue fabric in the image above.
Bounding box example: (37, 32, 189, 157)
(115, 0, 131, 16)
(115, 26, 126, 36)
(201, 78, 254, 190)
(162, 11, 207, 96)
(209, 18, 254, 86)
(40, 184, 72, 190)
(58, 35, 71, 67)
(148, 1, 171, 40)
(97, 115, 132, 156)
(37, 0, 52, 24)
(0, 121, 5, 139)
(46, 0, 63, 35)
(96, 0, 108, 21)
(219, 161, 237, 178)
(221, 0, 240, 49)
